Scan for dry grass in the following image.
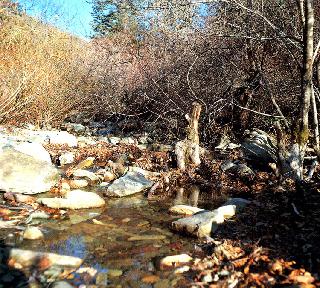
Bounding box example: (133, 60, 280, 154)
(0, 10, 95, 127)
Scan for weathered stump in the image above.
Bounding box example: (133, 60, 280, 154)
(175, 102, 202, 171)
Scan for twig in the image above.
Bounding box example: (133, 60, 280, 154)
(232, 103, 283, 118)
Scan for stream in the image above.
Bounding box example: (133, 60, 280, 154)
(0, 188, 226, 287)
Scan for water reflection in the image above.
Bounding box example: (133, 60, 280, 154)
(173, 185, 200, 207)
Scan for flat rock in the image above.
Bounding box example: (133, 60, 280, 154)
(8, 248, 83, 268)
(38, 190, 105, 209)
(0, 147, 59, 194)
(106, 171, 154, 197)
(169, 205, 204, 215)
(160, 254, 193, 269)
(72, 169, 99, 182)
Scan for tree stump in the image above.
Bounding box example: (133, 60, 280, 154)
(175, 102, 202, 171)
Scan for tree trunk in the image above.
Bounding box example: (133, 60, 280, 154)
(175, 102, 202, 171)
(290, 0, 314, 180)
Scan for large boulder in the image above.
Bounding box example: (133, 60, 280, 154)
(106, 171, 154, 197)
(241, 129, 278, 165)
(0, 147, 59, 194)
(1, 141, 52, 163)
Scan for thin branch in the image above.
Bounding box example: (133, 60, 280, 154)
(232, 102, 284, 118)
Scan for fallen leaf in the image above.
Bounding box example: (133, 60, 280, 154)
(142, 275, 160, 284)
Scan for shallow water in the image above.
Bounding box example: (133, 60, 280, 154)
(3, 188, 226, 287)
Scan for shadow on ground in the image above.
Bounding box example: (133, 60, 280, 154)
(0, 240, 29, 288)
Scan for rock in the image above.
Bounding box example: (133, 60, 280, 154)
(13, 194, 36, 204)
(222, 198, 251, 212)
(75, 157, 95, 169)
(26, 130, 78, 147)
(104, 171, 116, 182)
(63, 123, 86, 135)
(215, 134, 240, 150)
(23, 226, 44, 240)
(174, 265, 190, 274)
(160, 254, 193, 269)
(128, 166, 160, 177)
(8, 248, 83, 268)
(106, 171, 154, 197)
(216, 205, 236, 219)
(95, 272, 108, 286)
(59, 152, 75, 166)
(89, 121, 105, 129)
(107, 136, 121, 145)
(171, 210, 221, 238)
(241, 129, 278, 165)
(1, 141, 52, 164)
(220, 160, 238, 172)
(67, 179, 89, 189)
(72, 169, 99, 182)
(169, 205, 204, 216)
(50, 281, 74, 288)
(38, 190, 105, 209)
(120, 137, 137, 145)
(202, 273, 213, 283)
(172, 198, 250, 238)
(0, 147, 59, 194)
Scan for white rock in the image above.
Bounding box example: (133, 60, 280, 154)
(216, 205, 236, 219)
(59, 152, 75, 166)
(104, 171, 116, 182)
(9, 248, 83, 268)
(169, 205, 204, 216)
(160, 254, 193, 268)
(68, 179, 88, 189)
(38, 190, 105, 209)
(106, 171, 153, 197)
(72, 169, 99, 182)
(23, 226, 44, 240)
(5, 141, 52, 163)
(0, 147, 59, 194)
(171, 198, 250, 238)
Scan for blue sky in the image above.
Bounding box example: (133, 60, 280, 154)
(18, 0, 93, 39)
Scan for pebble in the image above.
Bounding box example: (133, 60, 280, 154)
(51, 281, 74, 288)
(23, 226, 44, 240)
(104, 171, 116, 182)
(202, 273, 213, 283)
(68, 179, 88, 189)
